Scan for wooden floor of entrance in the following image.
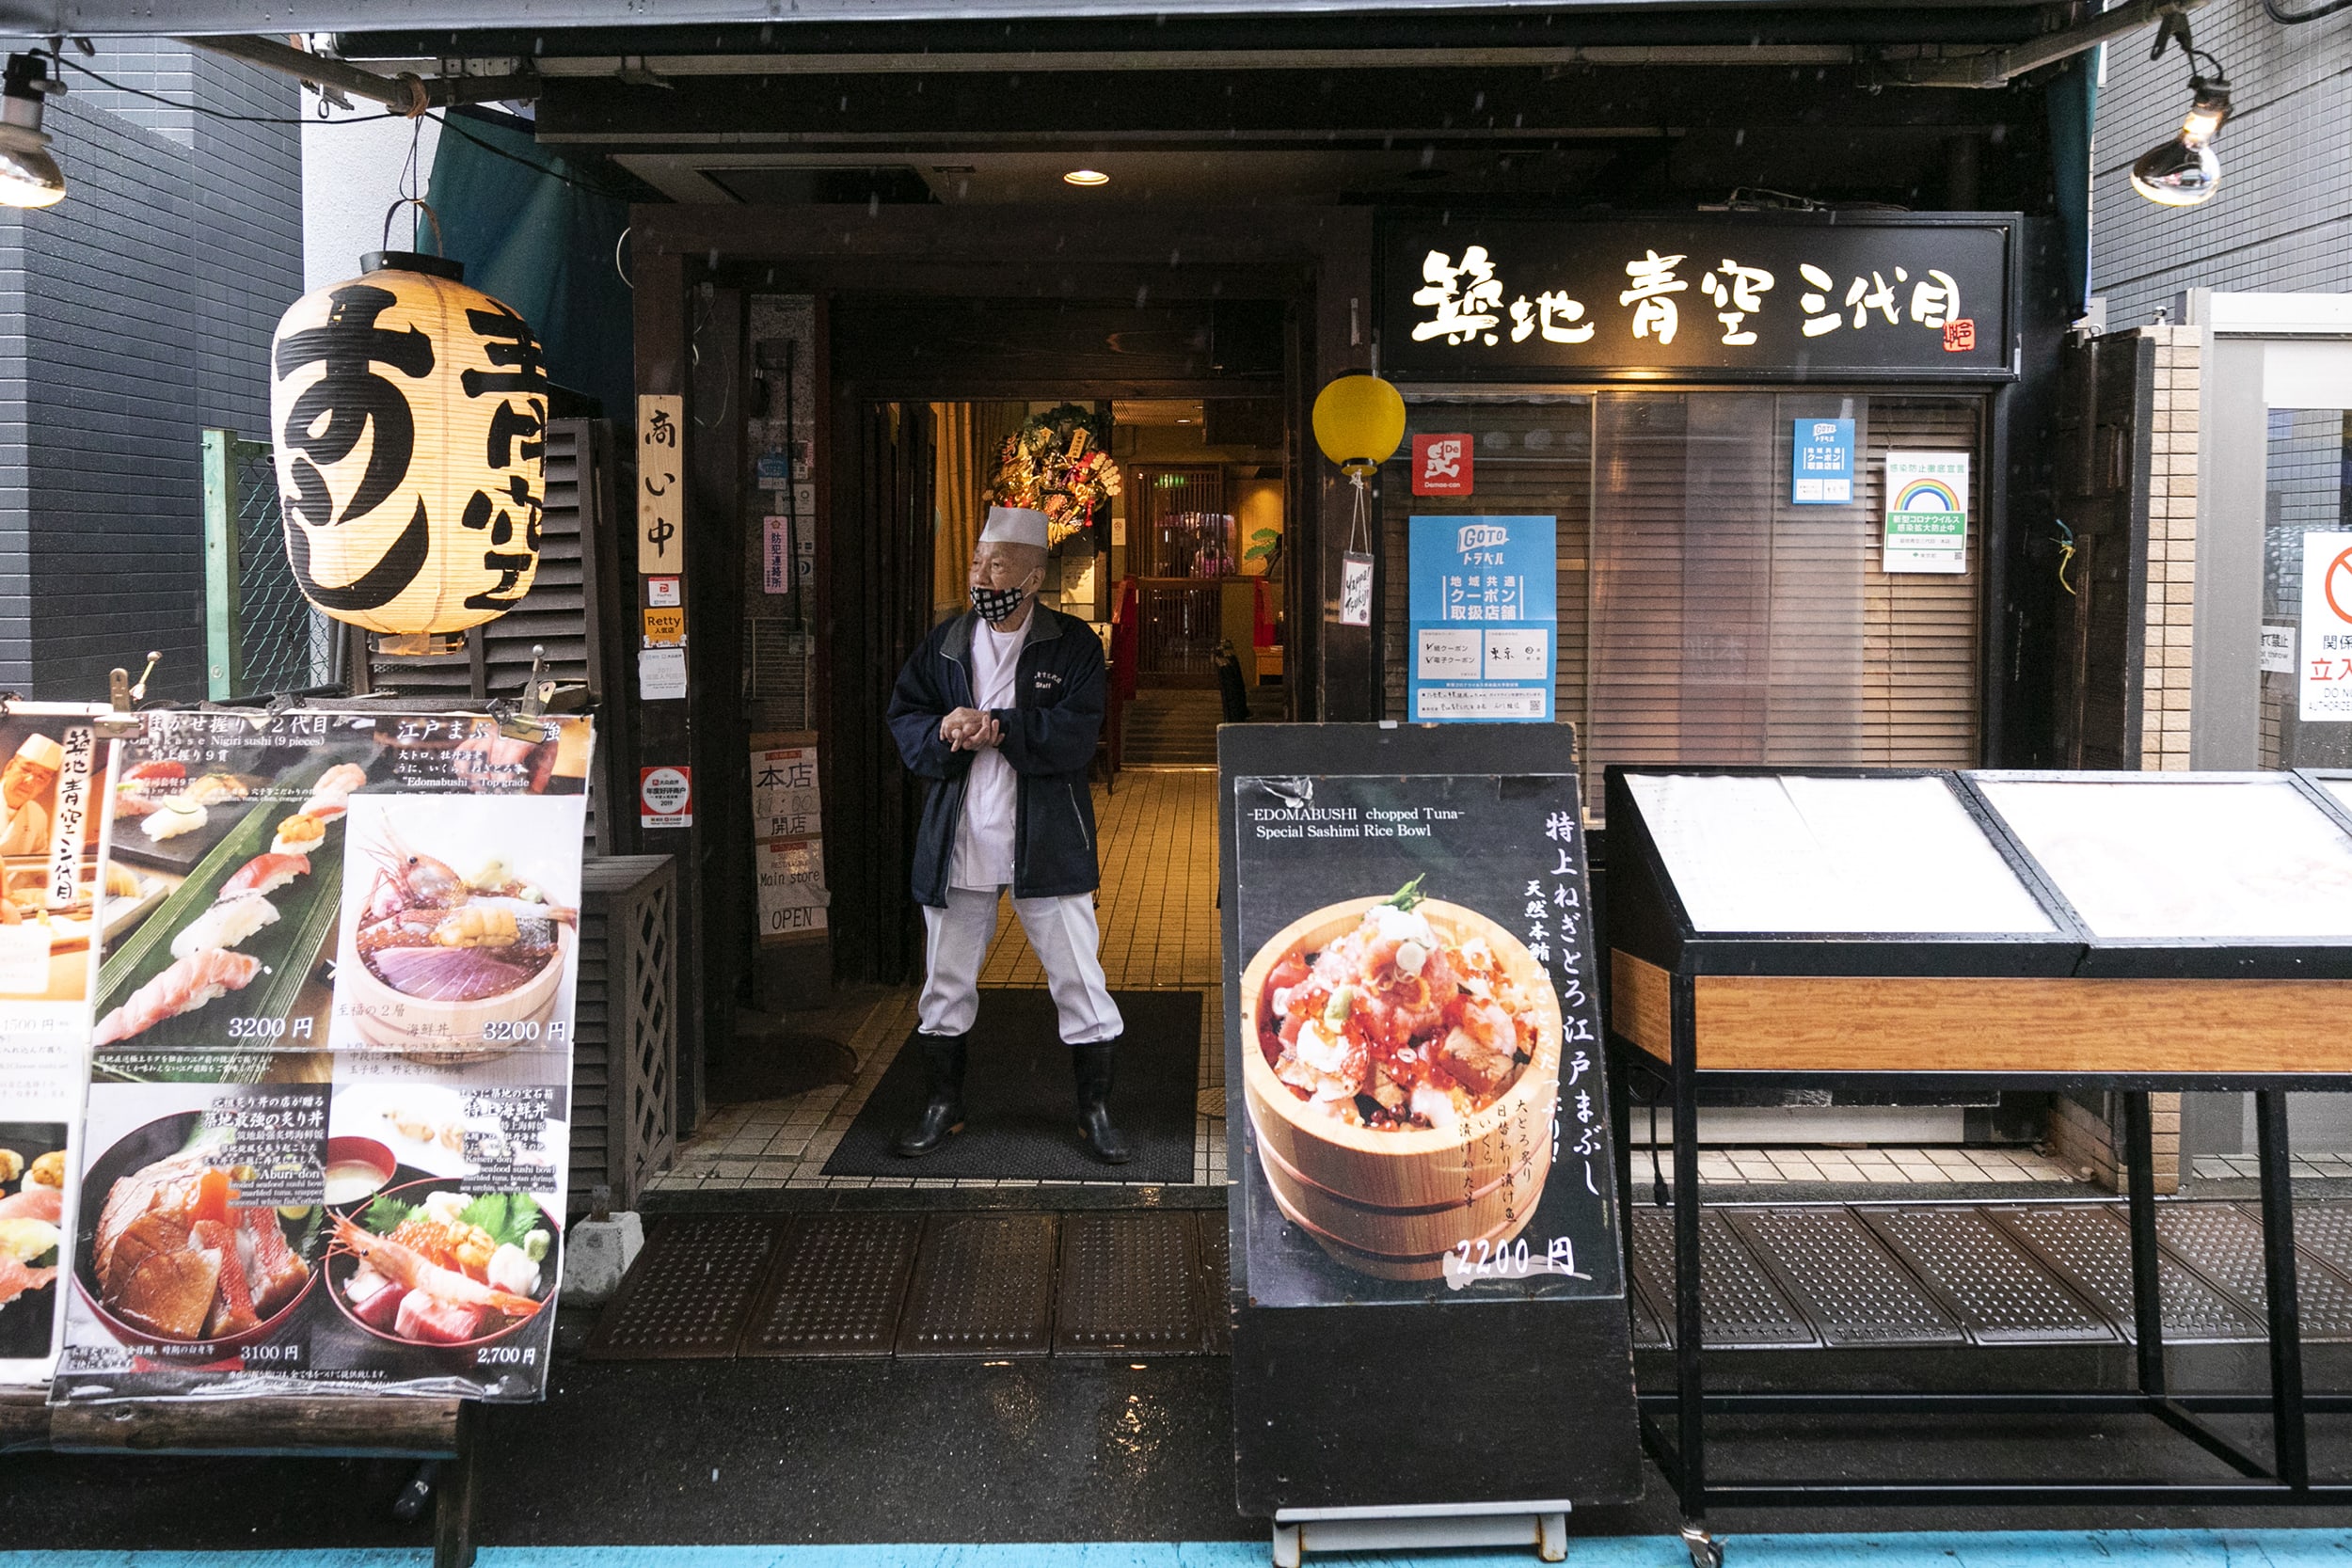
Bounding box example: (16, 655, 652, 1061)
(649, 768, 1227, 1196)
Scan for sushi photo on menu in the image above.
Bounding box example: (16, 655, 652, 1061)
(326, 794, 585, 1056)
(0, 1122, 72, 1378)
(93, 712, 380, 1062)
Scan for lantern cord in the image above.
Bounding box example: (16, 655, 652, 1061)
(380, 198, 446, 260)
(1344, 472, 1372, 557)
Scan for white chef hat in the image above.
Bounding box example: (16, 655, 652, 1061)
(979, 505, 1052, 549)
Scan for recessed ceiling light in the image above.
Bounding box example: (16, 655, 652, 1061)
(1064, 168, 1110, 187)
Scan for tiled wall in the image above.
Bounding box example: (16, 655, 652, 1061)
(2141, 324, 2201, 771)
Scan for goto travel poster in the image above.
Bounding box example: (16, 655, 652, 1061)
(0, 705, 108, 1386)
(53, 709, 591, 1402)
(1223, 727, 1621, 1307)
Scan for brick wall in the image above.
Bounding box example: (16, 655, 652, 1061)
(2140, 324, 2200, 770)
(0, 42, 299, 702)
(2047, 1090, 2183, 1196)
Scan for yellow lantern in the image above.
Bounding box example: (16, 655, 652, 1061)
(269, 249, 549, 637)
(1311, 372, 1406, 478)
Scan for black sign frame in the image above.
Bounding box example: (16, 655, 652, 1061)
(1379, 211, 2020, 385)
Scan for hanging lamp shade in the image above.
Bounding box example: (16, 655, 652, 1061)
(268, 250, 550, 636)
(1311, 372, 1406, 479)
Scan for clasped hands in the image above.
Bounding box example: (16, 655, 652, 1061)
(940, 706, 1002, 752)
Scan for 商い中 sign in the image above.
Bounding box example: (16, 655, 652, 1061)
(1408, 515, 1557, 721)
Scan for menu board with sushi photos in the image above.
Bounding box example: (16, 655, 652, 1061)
(50, 709, 590, 1403)
(0, 704, 112, 1386)
(1223, 740, 1623, 1307)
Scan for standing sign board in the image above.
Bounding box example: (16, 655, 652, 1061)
(1407, 515, 1557, 721)
(52, 710, 592, 1403)
(2299, 531, 2352, 721)
(1221, 722, 1638, 1515)
(0, 705, 110, 1386)
(1883, 451, 1969, 574)
(749, 733, 829, 940)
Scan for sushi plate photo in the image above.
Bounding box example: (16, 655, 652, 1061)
(325, 1175, 560, 1354)
(0, 1120, 69, 1363)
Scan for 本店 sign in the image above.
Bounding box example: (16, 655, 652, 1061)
(636, 393, 684, 575)
(1408, 515, 1557, 721)
(1883, 451, 1969, 574)
(1380, 215, 2012, 383)
(749, 734, 828, 942)
(2299, 531, 2352, 721)
(1411, 434, 1474, 496)
(1791, 418, 1855, 505)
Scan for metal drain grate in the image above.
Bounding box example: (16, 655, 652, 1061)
(583, 1214, 784, 1360)
(896, 1213, 1059, 1357)
(738, 1213, 922, 1357)
(2161, 1204, 2352, 1343)
(1198, 1212, 1232, 1355)
(1054, 1212, 1205, 1355)
(1989, 1204, 2260, 1344)
(1626, 1283, 1669, 1349)
(2283, 1202, 2352, 1283)
(1722, 1207, 1964, 1348)
(1858, 1206, 2115, 1345)
(1628, 1204, 1818, 1348)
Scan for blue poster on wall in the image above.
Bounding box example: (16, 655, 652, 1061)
(1791, 418, 1855, 505)
(1407, 514, 1557, 721)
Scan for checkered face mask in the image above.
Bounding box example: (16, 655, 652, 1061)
(970, 583, 1026, 624)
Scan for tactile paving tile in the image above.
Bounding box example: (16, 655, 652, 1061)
(1858, 1205, 2116, 1345)
(2281, 1202, 2352, 1283)
(2160, 1203, 2352, 1343)
(1627, 1203, 1818, 1348)
(1198, 1213, 1232, 1355)
(1054, 1212, 1205, 1355)
(896, 1213, 1059, 1357)
(1722, 1207, 1965, 1348)
(737, 1213, 921, 1358)
(583, 1214, 783, 1360)
(1988, 1204, 2261, 1344)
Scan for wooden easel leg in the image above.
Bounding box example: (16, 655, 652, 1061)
(435, 1403, 480, 1568)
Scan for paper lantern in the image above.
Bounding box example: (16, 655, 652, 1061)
(269, 251, 549, 635)
(1311, 372, 1406, 478)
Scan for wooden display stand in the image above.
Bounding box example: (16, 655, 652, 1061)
(4, 1390, 479, 1564)
(1603, 766, 2352, 1567)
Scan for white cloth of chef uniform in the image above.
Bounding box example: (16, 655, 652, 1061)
(920, 610, 1121, 1045)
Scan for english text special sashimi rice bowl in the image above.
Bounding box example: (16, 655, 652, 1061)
(1241, 880, 1562, 1281)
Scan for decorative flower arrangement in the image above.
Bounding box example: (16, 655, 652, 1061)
(984, 403, 1122, 548)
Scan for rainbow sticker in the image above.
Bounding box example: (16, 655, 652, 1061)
(1893, 478, 1963, 514)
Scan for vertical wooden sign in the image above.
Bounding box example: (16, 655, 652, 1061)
(637, 393, 685, 575)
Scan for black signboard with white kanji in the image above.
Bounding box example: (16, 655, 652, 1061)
(1380, 213, 2016, 384)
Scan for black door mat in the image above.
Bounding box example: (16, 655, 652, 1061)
(1722, 1207, 1967, 1349)
(897, 1213, 1060, 1357)
(739, 1213, 923, 1358)
(1198, 1213, 1232, 1356)
(822, 990, 1203, 1183)
(1054, 1212, 1206, 1355)
(582, 1214, 786, 1360)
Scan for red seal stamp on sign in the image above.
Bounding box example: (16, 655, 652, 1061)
(1942, 319, 1977, 353)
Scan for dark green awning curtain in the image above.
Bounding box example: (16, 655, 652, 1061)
(2044, 55, 2098, 321)
(423, 108, 634, 420)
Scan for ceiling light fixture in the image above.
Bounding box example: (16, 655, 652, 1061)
(0, 53, 66, 209)
(1063, 168, 1109, 187)
(2131, 15, 2231, 209)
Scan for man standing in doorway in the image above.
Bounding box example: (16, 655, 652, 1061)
(886, 504, 1128, 1164)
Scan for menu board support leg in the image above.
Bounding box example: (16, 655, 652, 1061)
(2253, 1089, 2311, 1490)
(1668, 974, 1716, 1563)
(2121, 1092, 2167, 1397)
(434, 1402, 480, 1568)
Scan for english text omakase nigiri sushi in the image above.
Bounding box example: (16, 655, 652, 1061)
(168, 892, 278, 962)
(219, 852, 310, 900)
(92, 948, 261, 1046)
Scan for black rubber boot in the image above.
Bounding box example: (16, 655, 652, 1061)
(1072, 1040, 1132, 1165)
(894, 1032, 968, 1157)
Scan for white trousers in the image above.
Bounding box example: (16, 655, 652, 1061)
(918, 885, 1123, 1044)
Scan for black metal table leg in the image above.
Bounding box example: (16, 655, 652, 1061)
(1670, 974, 1715, 1562)
(434, 1403, 479, 1568)
(2122, 1092, 2166, 1395)
(2254, 1088, 2310, 1490)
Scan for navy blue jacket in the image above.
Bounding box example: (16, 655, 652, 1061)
(887, 605, 1104, 908)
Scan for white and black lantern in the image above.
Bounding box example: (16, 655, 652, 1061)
(268, 248, 550, 639)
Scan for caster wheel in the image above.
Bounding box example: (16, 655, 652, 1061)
(1680, 1524, 1724, 1568)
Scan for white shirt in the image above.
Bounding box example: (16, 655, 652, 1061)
(948, 614, 1028, 891)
